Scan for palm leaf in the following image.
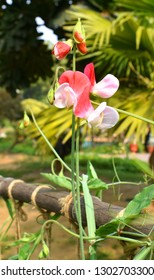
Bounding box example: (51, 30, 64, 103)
(110, 89, 154, 140)
(114, 0, 154, 17)
(22, 98, 73, 154)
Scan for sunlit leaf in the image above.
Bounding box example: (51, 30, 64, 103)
(96, 219, 119, 237)
(41, 173, 72, 190)
(87, 161, 98, 179)
(88, 178, 108, 190)
(123, 184, 154, 219)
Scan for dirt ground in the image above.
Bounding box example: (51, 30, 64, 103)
(0, 153, 149, 260)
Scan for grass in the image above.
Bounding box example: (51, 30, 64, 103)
(65, 150, 146, 183)
(0, 138, 36, 155)
(0, 137, 148, 183)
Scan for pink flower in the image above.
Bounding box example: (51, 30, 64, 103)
(52, 40, 72, 60)
(87, 102, 119, 131)
(84, 63, 119, 98)
(54, 70, 93, 118)
(53, 66, 119, 132)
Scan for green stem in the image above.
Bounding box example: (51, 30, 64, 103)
(36, 219, 151, 249)
(71, 44, 78, 217)
(76, 118, 85, 260)
(105, 235, 150, 246)
(92, 100, 154, 125)
(71, 114, 77, 209)
(108, 181, 143, 187)
(71, 44, 85, 259)
(30, 110, 71, 173)
(116, 108, 154, 125)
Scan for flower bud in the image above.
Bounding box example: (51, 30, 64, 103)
(19, 111, 30, 129)
(52, 39, 73, 60)
(73, 18, 85, 43)
(76, 41, 88, 55)
(47, 87, 54, 105)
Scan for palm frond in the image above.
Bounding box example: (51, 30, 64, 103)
(114, 0, 154, 17)
(109, 89, 154, 140)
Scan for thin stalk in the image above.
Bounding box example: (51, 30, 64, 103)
(105, 235, 150, 246)
(71, 44, 78, 216)
(108, 181, 143, 187)
(116, 108, 154, 125)
(71, 44, 85, 259)
(76, 118, 85, 260)
(30, 110, 71, 173)
(71, 113, 77, 208)
(92, 100, 154, 125)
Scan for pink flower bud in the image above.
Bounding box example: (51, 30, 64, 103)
(52, 40, 73, 60)
(76, 41, 88, 55)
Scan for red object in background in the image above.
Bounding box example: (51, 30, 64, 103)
(129, 143, 138, 153)
(147, 145, 154, 153)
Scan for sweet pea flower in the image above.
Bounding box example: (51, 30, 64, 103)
(84, 63, 119, 98)
(53, 67, 119, 132)
(54, 70, 93, 118)
(87, 102, 119, 131)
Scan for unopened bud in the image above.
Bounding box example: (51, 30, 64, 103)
(76, 41, 88, 55)
(47, 87, 54, 105)
(73, 18, 85, 43)
(52, 39, 73, 60)
(19, 111, 30, 129)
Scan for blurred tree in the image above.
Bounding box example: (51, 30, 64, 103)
(0, 88, 23, 122)
(0, 0, 79, 97)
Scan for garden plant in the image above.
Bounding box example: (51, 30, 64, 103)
(1, 18, 154, 260)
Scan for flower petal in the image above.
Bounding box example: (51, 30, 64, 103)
(59, 71, 90, 96)
(87, 102, 119, 131)
(87, 102, 106, 127)
(74, 92, 94, 118)
(92, 74, 119, 98)
(84, 63, 96, 87)
(54, 83, 77, 108)
(59, 70, 92, 118)
(98, 106, 119, 131)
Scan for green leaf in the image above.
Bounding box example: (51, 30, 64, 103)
(133, 246, 151, 260)
(87, 161, 98, 179)
(88, 178, 108, 190)
(123, 184, 154, 219)
(82, 174, 96, 243)
(4, 199, 14, 219)
(132, 159, 154, 179)
(136, 26, 144, 50)
(96, 219, 119, 237)
(87, 161, 108, 190)
(41, 173, 72, 190)
(9, 255, 19, 260)
(18, 243, 31, 260)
